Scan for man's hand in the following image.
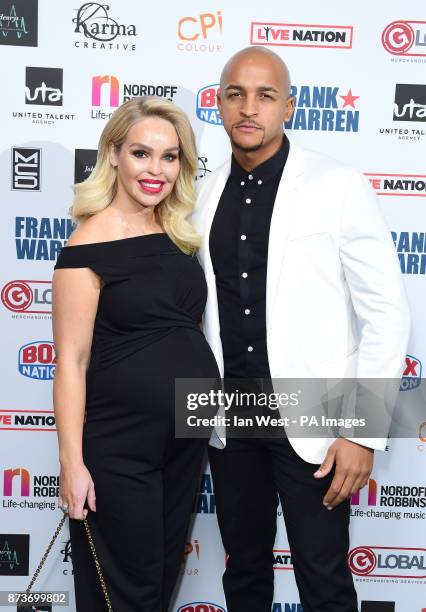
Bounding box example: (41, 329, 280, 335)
(313, 439, 374, 509)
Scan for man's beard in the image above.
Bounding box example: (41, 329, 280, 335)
(230, 129, 265, 153)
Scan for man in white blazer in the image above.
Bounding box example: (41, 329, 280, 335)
(192, 47, 410, 612)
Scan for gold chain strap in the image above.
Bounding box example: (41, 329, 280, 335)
(23, 513, 113, 611)
(82, 517, 113, 611)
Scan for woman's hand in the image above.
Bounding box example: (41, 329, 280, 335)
(59, 462, 96, 520)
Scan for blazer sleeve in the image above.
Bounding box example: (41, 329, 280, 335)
(338, 170, 411, 450)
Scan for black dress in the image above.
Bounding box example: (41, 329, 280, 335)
(54, 233, 219, 612)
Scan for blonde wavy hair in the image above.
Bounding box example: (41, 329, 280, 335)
(71, 96, 200, 254)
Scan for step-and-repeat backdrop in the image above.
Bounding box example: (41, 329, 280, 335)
(1, 1, 425, 611)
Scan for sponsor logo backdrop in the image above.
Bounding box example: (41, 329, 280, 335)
(0, 0, 425, 610)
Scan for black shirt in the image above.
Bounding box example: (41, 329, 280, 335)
(209, 136, 290, 378)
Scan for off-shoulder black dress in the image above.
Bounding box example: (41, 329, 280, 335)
(54, 233, 219, 612)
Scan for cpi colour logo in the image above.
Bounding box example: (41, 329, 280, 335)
(382, 20, 426, 56)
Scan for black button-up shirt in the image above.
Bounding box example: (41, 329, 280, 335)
(210, 136, 290, 379)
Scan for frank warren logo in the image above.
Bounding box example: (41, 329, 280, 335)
(392, 231, 426, 275)
(0, 534, 29, 576)
(18, 341, 56, 380)
(348, 546, 426, 579)
(366, 172, 426, 196)
(193, 473, 216, 514)
(177, 604, 225, 612)
(25, 66, 63, 106)
(73, 2, 137, 52)
(0, 410, 56, 431)
(250, 22, 353, 49)
(11, 147, 41, 191)
(394, 84, 426, 122)
(285, 85, 360, 132)
(1, 280, 52, 315)
(15, 216, 73, 260)
(382, 20, 426, 57)
(0, 0, 38, 46)
(272, 604, 303, 612)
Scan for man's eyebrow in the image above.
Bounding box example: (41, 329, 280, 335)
(224, 84, 279, 93)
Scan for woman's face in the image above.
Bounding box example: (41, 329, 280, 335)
(110, 116, 181, 209)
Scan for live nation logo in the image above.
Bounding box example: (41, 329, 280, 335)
(365, 173, 426, 197)
(382, 19, 426, 60)
(11, 147, 41, 191)
(72, 2, 137, 52)
(0, 0, 38, 47)
(250, 22, 353, 48)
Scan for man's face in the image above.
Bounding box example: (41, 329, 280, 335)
(217, 54, 294, 153)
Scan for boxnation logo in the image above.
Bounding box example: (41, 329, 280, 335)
(366, 173, 426, 196)
(250, 22, 353, 48)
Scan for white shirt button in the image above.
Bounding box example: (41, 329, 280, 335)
(244, 308, 251, 315)
(242, 272, 248, 278)
(241, 234, 246, 241)
(248, 346, 254, 352)
(240, 181, 245, 186)
(245, 198, 252, 204)
(257, 179, 263, 185)
(248, 174, 253, 180)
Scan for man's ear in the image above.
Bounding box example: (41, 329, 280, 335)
(217, 87, 222, 117)
(284, 96, 295, 123)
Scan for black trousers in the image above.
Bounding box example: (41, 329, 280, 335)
(70, 437, 205, 612)
(208, 436, 358, 612)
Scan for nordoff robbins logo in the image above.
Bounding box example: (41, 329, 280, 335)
(348, 546, 426, 578)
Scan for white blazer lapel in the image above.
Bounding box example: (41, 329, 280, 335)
(266, 142, 305, 329)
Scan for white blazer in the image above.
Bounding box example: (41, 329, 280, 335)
(192, 142, 410, 464)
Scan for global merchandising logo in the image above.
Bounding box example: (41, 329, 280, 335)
(382, 20, 426, 60)
(0, 409, 56, 432)
(11, 147, 41, 191)
(73, 2, 137, 51)
(177, 10, 223, 53)
(0, 533, 29, 576)
(1, 280, 52, 317)
(400, 355, 422, 391)
(11, 67, 75, 125)
(361, 602, 395, 612)
(273, 549, 294, 571)
(392, 231, 426, 275)
(75, 148, 97, 183)
(196, 84, 221, 125)
(193, 473, 216, 514)
(15, 216, 73, 260)
(18, 341, 56, 380)
(250, 22, 353, 48)
(0, 0, 38, 46)
(366, 172, 426, 196)
(177, 604, 225, 612)
(90, 75, 179, 120)
(285, 85, 360, 132)
(379, 84, 426, 142)
(3, 467, 59, 511)
(351, 478, 426, 521)
(348, 545, 426, 580)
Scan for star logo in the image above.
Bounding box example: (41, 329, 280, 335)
(340, 88, 360, 109)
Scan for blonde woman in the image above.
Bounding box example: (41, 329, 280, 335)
(52, 97, 219, 611)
